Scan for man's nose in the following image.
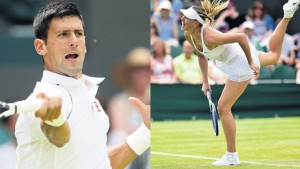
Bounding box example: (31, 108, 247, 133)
(69, 33, 78, 47)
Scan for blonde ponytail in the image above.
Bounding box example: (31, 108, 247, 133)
(193, 0, 229, 25)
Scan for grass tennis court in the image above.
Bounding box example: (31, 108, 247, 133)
(151, 117, 300, 169)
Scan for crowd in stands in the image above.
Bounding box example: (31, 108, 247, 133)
(150, 0, 300, 84)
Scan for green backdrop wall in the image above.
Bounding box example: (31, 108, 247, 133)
(151, 84, 300, 121)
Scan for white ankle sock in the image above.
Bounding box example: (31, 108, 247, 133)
(226, 151, 237, 156)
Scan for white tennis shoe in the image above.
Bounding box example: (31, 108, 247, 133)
(283, 0, 300, 18)
(212, 151, 241, 166)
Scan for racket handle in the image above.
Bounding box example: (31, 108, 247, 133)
(11, 98, 44, 114)
(206, 91, 211, 100)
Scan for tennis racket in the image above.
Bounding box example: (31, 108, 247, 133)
(206, 91, 219, 136)
(0, 99, 44, 120)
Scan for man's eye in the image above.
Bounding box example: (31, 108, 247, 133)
(75, 32, 83, 36)
(59, 32, 68, 37)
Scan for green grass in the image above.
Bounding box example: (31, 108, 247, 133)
(151, 117, 300, 169)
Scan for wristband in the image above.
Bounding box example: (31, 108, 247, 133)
(126, 123, 150, 155)
(44, 113, 66, 127)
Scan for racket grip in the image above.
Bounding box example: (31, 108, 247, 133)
(206, 91, 211, 100)
(11, 99, 44, 114)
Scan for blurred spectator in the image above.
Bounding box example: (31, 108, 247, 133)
(293, 33, 300, 58)
(150, 19, 171, 54)
(214, 1, 246, 33)
(293, 33, 300, 84)
(108, 47, 150, 169)
(152, 0, 179, 47)
(241, 21, 265, 51)
(242, 21, 256, 44)
(152, 0, 159, 13)
(154, 0, 183, 16)
(297, 63, 300, 84)
(169, 0, 183, 16)
(151, 39, 177, 84)
(173, 40, 202, 84)
(277, 34, 295, 66)
(150, 18, 160, 49)
(247, 1, 275, 40)
(0, 115, 18, 169)
(272, 18, 295, 67)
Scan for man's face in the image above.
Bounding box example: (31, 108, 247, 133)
(160, 9, 170, 18)
(43, 16, 86, 79)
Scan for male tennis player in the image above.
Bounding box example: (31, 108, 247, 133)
(14, 1, 150, 169)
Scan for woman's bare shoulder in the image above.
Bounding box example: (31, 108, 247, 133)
(203, 27, 223, 47)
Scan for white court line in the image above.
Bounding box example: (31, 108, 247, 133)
(152, 151, 300, 168)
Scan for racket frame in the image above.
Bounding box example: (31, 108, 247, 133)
(206, 91, 219, 136)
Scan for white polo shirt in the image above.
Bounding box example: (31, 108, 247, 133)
(15, 70, 111, 169)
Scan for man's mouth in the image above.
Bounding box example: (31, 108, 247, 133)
(65, 54, 78, 60)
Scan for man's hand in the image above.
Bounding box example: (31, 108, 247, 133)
(35, 92, 63, 122)
(35, 92, 70, 147)
(128, 97, 150, 129)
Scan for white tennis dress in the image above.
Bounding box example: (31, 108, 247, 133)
(190, 25, 260, 82)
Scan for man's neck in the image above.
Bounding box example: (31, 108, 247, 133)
(44, 68, 82, 80)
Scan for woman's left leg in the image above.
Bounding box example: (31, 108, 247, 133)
(217, 79, 251, 152)
(212, 79, 251, 166)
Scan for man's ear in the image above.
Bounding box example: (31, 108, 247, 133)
(34, 39, 47, 56)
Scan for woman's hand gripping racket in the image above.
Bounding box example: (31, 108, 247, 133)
(0, 99, 44, 120)
(206, 91, 219, 136)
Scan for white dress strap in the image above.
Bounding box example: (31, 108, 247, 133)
(200, 25, 208, 53)
(190, 34, 203, 55)
(189, 25, 208, 55)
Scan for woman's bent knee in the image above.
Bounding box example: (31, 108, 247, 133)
(217, 103, 231, 117)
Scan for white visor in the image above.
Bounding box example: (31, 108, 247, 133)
(180, 6, 205, 25)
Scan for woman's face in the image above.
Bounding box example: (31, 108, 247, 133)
(150, 24, 157, 36)
(181, 15, 197, 31)
(153, 41, 165, 56)
(253, 5, 264, 18)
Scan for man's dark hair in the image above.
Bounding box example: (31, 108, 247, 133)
(33, 1, 84, 42)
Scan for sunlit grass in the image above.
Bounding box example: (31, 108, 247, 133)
(151, 117, 300, 169)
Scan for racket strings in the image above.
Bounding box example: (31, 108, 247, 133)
(0, 101, 14, 120)
(0, 101, 10, 109)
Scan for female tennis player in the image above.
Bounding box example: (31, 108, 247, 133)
(180, 0, 299, 166)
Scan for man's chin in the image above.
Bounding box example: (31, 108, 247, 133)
(62, 68, 83, 79)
